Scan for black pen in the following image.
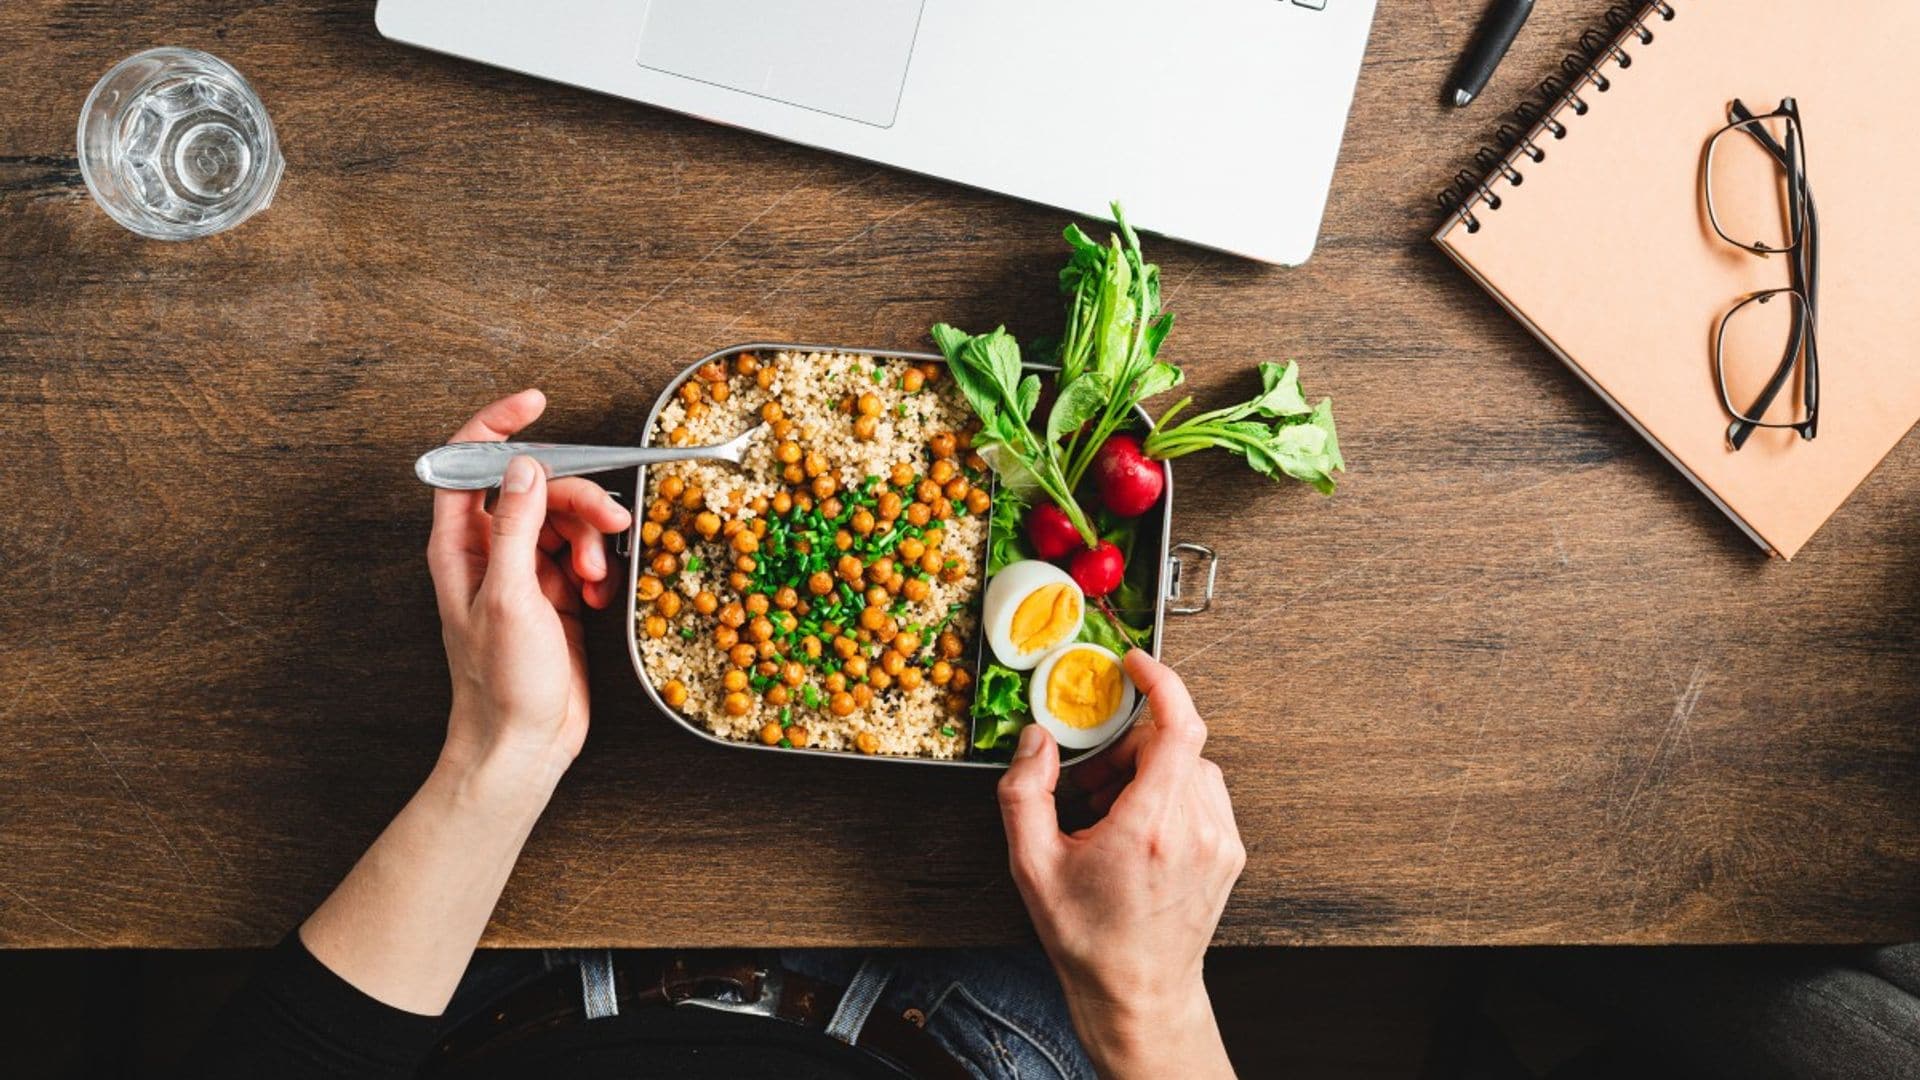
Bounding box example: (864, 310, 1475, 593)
(1448, 0, 1535, 108)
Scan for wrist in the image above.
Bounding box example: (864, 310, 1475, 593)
(1064, 976, 1231, 1079)
(431, 735, 568, 824)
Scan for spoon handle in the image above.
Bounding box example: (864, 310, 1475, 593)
(415, 442, 726, 490)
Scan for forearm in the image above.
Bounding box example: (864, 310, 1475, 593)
(1066, 982, 1236, 1080)
(298, 745, 564, 1015)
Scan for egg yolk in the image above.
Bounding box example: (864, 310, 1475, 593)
(1011, 584, 1080, 655)
(1045, 650, 1124, 730)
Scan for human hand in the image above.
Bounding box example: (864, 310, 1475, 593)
(426, 390, 633, 792)
(998, 650, 1244, 1079)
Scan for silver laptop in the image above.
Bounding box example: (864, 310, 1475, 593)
(375, 0, 1377, 265)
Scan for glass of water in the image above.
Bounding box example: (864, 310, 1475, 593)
(77, 48, 284, 241)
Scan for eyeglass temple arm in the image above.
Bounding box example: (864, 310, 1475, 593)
(1726, 99, 1819, 448)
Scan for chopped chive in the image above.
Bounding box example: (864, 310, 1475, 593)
(871, 368, 887, 384)
(940, 725, 956, 738)
(683, 555, 704, 573)
(679, 627, 696, 640)
(778, 738, 793, 748)
(779, 706, 792, 727)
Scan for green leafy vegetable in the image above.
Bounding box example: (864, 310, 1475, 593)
(929, 323, 1098, 546)
(1142, 361, 1345, 494)
(971, 663, 1031, 751)
(987, 484, 1031, 575)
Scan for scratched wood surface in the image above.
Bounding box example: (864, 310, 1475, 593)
(2, 2, 1916, 949)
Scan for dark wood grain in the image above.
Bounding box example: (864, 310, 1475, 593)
(2, 2, 1916, 949)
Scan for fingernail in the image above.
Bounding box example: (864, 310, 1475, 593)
(502, 456, 537, 494)
(1014, 723, 1045, 759)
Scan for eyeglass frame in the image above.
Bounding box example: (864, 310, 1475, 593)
(1702, 97, 1820, 448)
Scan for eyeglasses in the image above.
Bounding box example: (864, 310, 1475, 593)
(1703, 97, 1820, 448)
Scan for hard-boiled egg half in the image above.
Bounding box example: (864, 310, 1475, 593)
(983, 559, 1086, 670)
(1030, 643, 1138, 749)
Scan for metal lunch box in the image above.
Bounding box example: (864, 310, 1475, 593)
(623, 343, 1218, 769)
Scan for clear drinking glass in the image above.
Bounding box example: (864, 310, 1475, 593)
(77, 48, 284, 240)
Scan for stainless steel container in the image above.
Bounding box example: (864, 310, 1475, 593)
(623, 343, 1217, 769)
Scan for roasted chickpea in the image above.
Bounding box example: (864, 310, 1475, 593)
(709, 381, 731, 403)
(855, 392, 883, 417)
(788, 727, 812, 748)
(782, 463, 806, 486)
(654, 474, 684, 501)
(771, 491, 794, 516)
(938, 632, 964, 659)
(853, 414, 879, 441)
(824, 672, 847, 695)
(729, 571, 753, 592)
(679, 382, 703, 406)
(761, 401, 785, 423)
(655, 592, 682, 618)
(929, 432, 957, 459)
(735, 555, 757, 573)
(948, 668, 973, 693)
(719, 602, 747, 629)
(844, 655, 870, 680)
(774, 610, 798, 635)
(734, 352, 760, 376)
(758, 721, 783, 745)
(919, 551, 943, 575)
(897, 667, 924, 692)
(854, 729, 878, 752)
(930, 660, 954, 686)
(746, 617, 772, 643)
(647, 499, 672, 525)
(876, 492, 902, 521)
(681, 485, 705, 510)
(644, 615, 668, 639)
(693, 590, 719, 616)
(889, 461, 916, 488)
(820, 496, 843, 520)
(811, 474, 838, 499)
(834, 694, 860, 719)
(669, 425, 691, 446)
(764, 685, 789, 708)
(943, 478, 970, 503)
(940, 561, 964, 583)
(837, 554, 864, 583)
(776, 440, 802, 465)
(731, 530, 759, 556)
(756, 366, 777, 391)
(850, 508, 876, 536)
(808, 571, 835, 596)
(867, 556, 895, 583)
(783, 660, 807, 686)
(906, 502, 932, 527)
(650, 552, 679, 577)
(803, 451, 829, 478)
(749, 494, 769, 515)
(724, 669, 749, 693)
(714, 624, 739, 650)
(868, 669, 893, 691)
(911, 479, 936, 504)
(930, 459, 956, 485)
(697, 362, 726, 383)
(929, 497, 952, 521)
(903, 577, 931, 603)
(822, 620, 844, 639)
(881, 650, 907, 677)
(886, 572, 906, 594)
(744, 592, 770, 616)
(769, 585, 797, 610)
(864, 585, 889, 608)
(894, 631, 923, 657)
(721, 691, 751, 717)
(851, 684, 874, 708)
(640, 521, 664, 548)
(834, 529, 854, 552)
(965, 488, 991, 515)
(686, 400, 709, 421)
(833, 635, 859, 659)
(637, 575, 665, 602)
(656, 529, 684, 556)
(693, 512, 721, 539)
(859, 606, 887, 632)
(728, 643, 757, 668)
(756, 639, 778, 660)
(924, 527, 946, 549)
(901, 368, 925, 393)
(772, 418, 795, 440)
(896, 537, 925, 562)
(662, 679, 689, 707)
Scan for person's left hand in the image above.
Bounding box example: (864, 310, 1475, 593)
(426, 390, 632, 786)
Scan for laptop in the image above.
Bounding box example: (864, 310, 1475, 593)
(375, 0, 1378, 265)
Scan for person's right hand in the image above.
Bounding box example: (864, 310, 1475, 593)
(998, 650, 1245, 1079)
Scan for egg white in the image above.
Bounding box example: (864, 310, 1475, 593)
(982, 560, 1086, 670)
(1029, 643, 1138, 750)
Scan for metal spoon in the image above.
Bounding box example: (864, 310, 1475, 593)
(414, 425, 765, 490)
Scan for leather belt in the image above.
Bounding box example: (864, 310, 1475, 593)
(426, 952, 970, 1080)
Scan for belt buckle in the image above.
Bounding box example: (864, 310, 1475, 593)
(673, 964, 783, 1019)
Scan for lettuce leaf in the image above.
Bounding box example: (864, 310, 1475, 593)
(971, 663, 1030, 751)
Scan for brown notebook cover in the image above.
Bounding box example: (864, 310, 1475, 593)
(1434, 0, 1920, 559)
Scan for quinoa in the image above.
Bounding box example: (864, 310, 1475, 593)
(635, 350, 988, 759)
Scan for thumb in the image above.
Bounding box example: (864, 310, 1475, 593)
(484, 456, 548, 595)
(998, 724, 1063, 877)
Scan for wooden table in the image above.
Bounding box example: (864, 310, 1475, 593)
(3, 2, 1916, 950)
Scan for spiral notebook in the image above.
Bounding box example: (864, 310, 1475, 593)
(1434, 0, 1920, 560)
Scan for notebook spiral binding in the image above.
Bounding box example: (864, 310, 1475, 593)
(1438, 1, 1678, 234)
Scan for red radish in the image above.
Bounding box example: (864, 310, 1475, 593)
(1092, 434, 1164, 517)
(1069, 541, 1124, 598)
(1026, 502, 1082, 560)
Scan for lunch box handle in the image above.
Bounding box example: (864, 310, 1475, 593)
(1164, 542, 1219, 616)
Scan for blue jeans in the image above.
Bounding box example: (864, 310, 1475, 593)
(446, 947, 1096, 1080)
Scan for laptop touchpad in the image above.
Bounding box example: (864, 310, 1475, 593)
(636, 0, 924, 128)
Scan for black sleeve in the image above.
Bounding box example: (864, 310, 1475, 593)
(176, 932, 445, 1079)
